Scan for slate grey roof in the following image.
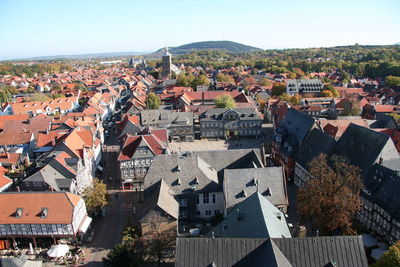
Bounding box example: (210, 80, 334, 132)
(295, 129, 336, 171)
(144, 149, 263, 195)
(141, 110, 193, 126)
(364, 164, 400, 221)
(193, 149, 263, 182)
(175, 236, 368, 267)
(24, 164, 73, 192)
(382, 158, 400, 172)
(140, 179, 179, 222)
(201, 108, 262, 121)
(175, 237, 291, 267)
(330, 123, 392, 175)
(208, 192, 291, 239)
(143, 153, 220, 195)
(223, 167, 288, 212)
(369, 113, 398, 129)
(272, 236, 368, 267)
(275, 108, 314, 156)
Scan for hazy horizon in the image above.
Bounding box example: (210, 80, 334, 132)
(1, 0, 399, 60)
(2, 41, 399, 61)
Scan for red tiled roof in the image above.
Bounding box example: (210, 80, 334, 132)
(0, 152, 21, 166)
(0, 166, 12, 189)
(11, 97, 77, 115)
(36, 131, 68, 147)
(118, 134, 166, 161)
(0, 192, 81, 224)
(0, 114, 30, 129)
(374, 105, 400, 113)
(0, 132, 32, 146)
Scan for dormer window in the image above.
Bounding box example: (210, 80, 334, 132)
(14, 208, 23, 218)
(263, 187, 272, 196)
(175, 164, 181, 172)
(40, 208, 48, 218)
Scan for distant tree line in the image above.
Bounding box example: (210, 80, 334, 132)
(0, 63, 74, 77)
(147, 45, 400, 79)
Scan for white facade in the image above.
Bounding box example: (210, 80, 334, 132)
(195, 192, 225, 219)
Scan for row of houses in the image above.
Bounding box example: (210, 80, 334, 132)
(271, 106, 400, 245)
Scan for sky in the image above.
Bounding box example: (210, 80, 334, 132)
(0, 0, 399, 60)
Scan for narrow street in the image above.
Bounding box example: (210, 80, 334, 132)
(83, 130, 141, 266)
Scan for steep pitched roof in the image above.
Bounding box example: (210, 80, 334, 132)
(140, 179, 179, 222)
(144, 153, 220, 197)
(0, 166, 12, 189)
(364, 164, 400, 221)
(223, 167, 288, 211)
(209, 192, 291, 239)
(272, 236, 368, 267)
(0, 192, 81, 224)
(331, 123, 393, 174)
(118, 133, 167, 161)
(295, 129, 336, 171)
(0, 132, 32, 146)
(175, 238, 291, 267)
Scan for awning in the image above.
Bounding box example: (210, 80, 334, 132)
(97, 165, 103, 171)
(79, 216, 92, 233)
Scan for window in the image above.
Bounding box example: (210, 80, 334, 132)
(196, 211, 201, 216)
(203, 192, 209, 204)
(205, 210, 212, 216)
(214, 210, 220, 215)
(212, 194, 216, 204)
(179, 210, 187, 218)
(179, 198, 187, 207)
(196, 194, 200, 204)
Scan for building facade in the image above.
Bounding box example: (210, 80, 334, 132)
(161, 47, 171, 78)
(118, 130, 168, 190)
(141, 110, 194, 142)
(0, 192, 91, 247)
(200, 108, 263, 138)
(286, 79, 323, 95)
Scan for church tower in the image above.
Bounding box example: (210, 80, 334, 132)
(161, 46, 171, 78)
(128, 57, 134, 68)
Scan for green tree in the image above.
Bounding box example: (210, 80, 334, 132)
(320, 90, 334, 97)
(82, 178, 108, 215)
(143, 231, 176, 265)
(290, 94, 302, 105)
(28, 93, 51, 102)
(271, 82, 286, 96)
(0, 86, 11, 103)
(191, 74, 210, 89)
(216, 73, 234, 83)
(279, 93, 292, 102)
(146, 92, 161, 110)
(215, 94, 236, 108)
(385, 75, 400, 88)
(75, 83, 88, 92)
(52, 84, 62, 91)
(103, 244, 142, 267)
(323, 84, 340, 97)
(297, 154, 363, 234)
(259, 78, 272, 86)
(373, 241, 400, 267)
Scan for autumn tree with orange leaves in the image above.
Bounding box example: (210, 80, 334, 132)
(297, 154, 363, 234)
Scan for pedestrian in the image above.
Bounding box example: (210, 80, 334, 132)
(115, 193, 118, 199)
